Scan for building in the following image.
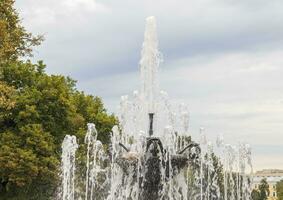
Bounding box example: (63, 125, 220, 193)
(253, 169, 283, 200)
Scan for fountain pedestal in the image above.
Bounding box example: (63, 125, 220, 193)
(116, 136, 200, 200)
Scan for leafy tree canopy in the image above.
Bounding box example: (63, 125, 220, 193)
(0, 61, 117, 199)
(252, 178, 270, 200)
(0, 0, 117, 199)
(251, 189, 261, 200)
(0, 0, 43, 62)
(258, 178, 270, 200)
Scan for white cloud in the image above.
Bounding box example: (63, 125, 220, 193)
(16, 0, 110, 27)
(253, 154, 283, 171)
(15, 0, 283, 169)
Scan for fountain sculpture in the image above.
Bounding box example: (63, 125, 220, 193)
(106, 16, 202, 200)
(60, 16, 253, 200)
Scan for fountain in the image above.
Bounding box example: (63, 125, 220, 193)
(61, 135, 79, 200)
(109, 16, 201, 200)
(59, 16, 253, 200)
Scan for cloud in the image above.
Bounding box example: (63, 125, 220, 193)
(159, 50, 283, 141)
(16, 0, 283, 76)
(17, 0, 110, 26)
(252, 145, 283, 170)
(15, 0, 283, 169)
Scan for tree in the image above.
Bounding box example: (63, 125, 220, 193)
(0, 0, 43, 62)
(71, 91, 117, 145)
(251, 189, 260, 200)
(258, 178, 269, 200)
(0, 81, 15, 122)
(210, 152, 224, 196)
(0, 124, 58, 199)
(0, 0, 117, 199)
(0, 60, 117, 199)
(201, 152, 224, 200)
(277, 179, 283, 200)
(252, 178, 270, 200)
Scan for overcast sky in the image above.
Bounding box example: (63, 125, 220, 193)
(15, 0, 283, 170)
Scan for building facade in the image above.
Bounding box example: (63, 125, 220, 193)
(253, 169, 283, 200)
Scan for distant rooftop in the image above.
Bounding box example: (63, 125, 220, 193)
(255, 169, 283, 176)
(253, 169, 283, 183)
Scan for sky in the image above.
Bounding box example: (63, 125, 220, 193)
(15, 0, 283, 170)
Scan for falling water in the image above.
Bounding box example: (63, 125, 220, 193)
(215, 135, 253, 200)
(61, 135, 79, 200)
(85, 123, 110, 200)
(85, 123, 97, 200)
(110, 15, 194, 199)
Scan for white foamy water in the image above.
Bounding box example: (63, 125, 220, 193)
(61, 135, 79, 200)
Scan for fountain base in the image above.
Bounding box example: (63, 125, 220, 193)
(116, 137, 200, 200)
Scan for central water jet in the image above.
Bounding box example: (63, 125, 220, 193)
(114, 16, 201, 200)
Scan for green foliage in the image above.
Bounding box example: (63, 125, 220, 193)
(186, 150, 225, 199)
(258, 178, 269, 200)
(0, 60, 117, 199)
(72, 91, 116, 144)
(0, 1, 117, 199)
(251, 189, 261, 200)
(0, 0, 43, 62)
(210, 152, 224, 195)
(277, 179, 283, 200)
(203, 152, 224, 199)
(0, 81, 15, 122)
(0, 124, 58, 200)
(252, 178, 270, 200)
